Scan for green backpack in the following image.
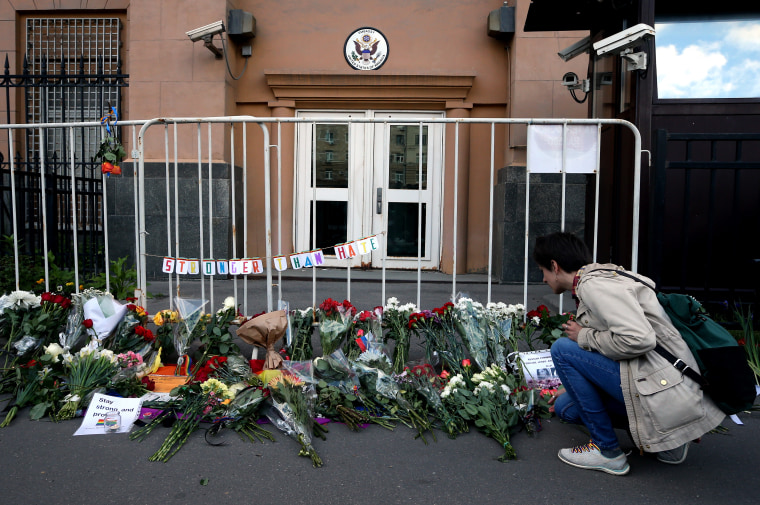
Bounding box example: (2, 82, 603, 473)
(594, 269, 757, 415)
(656, 292, 757, 415)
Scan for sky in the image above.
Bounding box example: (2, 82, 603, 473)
(655, 20, 760, 99)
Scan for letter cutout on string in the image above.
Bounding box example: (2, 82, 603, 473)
(229, 260, 240, 275)
(346, 242, 358, 258)
(176, 259, 189, 275)
(290, 254, 302, 270)
(252, 258, 263, 274)
(188, 261, 200, 275)
(334, 245, 347, 260)
(302, 253, 313, 268)
(217, 261, 228, 275)
(358, 239, 371, 255)
(241, 260, 252, 275)
(273, 256, 288, 272)
(369, 235, 379, 251)
(203, 260, 215, 275)
(312, 250, 324, 266)
(162, 258, 175, 274)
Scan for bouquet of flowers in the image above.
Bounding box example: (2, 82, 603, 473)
(454, 297, 490, 372)
(344, 307, 383, 360)
(152, 309, 179, 351)
(419, 302, 468, 376)
(382, 297, 417, 373)
(107, 301, 154, 355)
(313, 349, 360, 394)
(483, 302, 524, 369)
(265, 373, 323, 467)
(172, 297, 208, 375)
(317, 298, 355, 356)
(520, 304, 574, 350)
(399, 362, 468, 439)
(287, 307, 315, 361)
(57, 347, 119, 420)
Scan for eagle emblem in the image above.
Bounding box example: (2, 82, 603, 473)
(354, 34, 380, 61)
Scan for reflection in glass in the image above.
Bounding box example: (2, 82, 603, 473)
(309, 201, 347, 250)
(387, 202, 426, 257)
(388, 125, 427, 190)
(313, 124, 348, 188)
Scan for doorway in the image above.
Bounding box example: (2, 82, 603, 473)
(294, 110, 443, 269)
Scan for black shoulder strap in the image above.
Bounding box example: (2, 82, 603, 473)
(587, 268, 708, 388)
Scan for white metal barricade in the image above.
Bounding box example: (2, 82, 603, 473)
(2, 117, 642, 316)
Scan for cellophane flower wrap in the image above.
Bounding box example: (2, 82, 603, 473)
(287, 307, 314, 361)
(344, 307, 382, 360)
(484, 302, 524, 369)
(382, 297, 417, 374)
(265, 373, 322, 467)
(317, 298, 354, 356)
(172, 297, 208, 374)
(454, 297, 489, 372)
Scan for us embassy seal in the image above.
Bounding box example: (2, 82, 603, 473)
(344, 27, 388, 71)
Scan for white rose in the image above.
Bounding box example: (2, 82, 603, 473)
(43, 342, 65, 361)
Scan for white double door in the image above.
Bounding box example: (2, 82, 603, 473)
(294, 110, 443, 269)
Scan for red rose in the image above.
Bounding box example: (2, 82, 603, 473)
(126, 297, 138, 302)
(41, 292, 53, 302)
(61, 298, 72, 309)
(83, 319, 94, 328)
(126, 304, 137, 312)
(143, 329, 155, 342)
(141, 376, 156, 391)
(134, 325, 145, 336)
(53, 294, 64, 305)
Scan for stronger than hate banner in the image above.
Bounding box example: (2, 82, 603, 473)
(160, 234, 381, 275)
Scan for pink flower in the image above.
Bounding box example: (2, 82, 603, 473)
(440, 370, 450, 379)
(462, 359, 471, 367)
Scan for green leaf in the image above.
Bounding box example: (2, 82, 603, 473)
(29, 402, 51, 420)
(200, 478, 209, 486)
(219, 343, 229, 355)
(464, 403, 478, 416)
(213, 327, 222, 336)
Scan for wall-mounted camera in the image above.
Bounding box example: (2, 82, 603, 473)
(186, 20, 225, 58)
(186, 20, 225, 42)
(593, 23, 655, 57)
(561, 72, 590, 92)
(558, 36, 591, 62)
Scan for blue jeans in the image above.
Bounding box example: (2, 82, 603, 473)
(550, 337, 627, 450)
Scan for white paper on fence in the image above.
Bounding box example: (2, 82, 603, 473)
(527, 124, 598, 174)
(518, 349, 560, 383)
(73, 393, 142, 435)
(83, 296, 128, 340)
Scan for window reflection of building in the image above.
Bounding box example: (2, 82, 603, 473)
(388, 125, 428, 189)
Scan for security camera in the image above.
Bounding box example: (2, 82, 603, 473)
(186, 20, 225, 42)
(558, 36, 591, 62)
(562, 72, 579, 87)
(593, 23, 655, 57)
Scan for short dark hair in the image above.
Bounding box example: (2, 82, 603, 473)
(533, 232, 592, 272)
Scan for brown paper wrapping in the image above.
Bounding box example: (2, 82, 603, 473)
(236, 310, 288, 370)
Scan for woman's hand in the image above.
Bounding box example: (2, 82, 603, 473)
(562, 320, 582, 342)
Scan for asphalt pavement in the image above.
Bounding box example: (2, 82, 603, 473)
(1, 270, 759, 505)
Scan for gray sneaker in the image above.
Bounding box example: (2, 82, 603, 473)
(558, 441, 630, 475)
(656, 442, 689, 465)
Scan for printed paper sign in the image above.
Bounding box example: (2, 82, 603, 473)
(517, 350, 560, 384)
(73, 393, 142, 436)
(527, 124, 598, 174)
(202, 260, 216, 275)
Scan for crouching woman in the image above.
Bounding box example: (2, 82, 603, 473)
(534, 232, 724, 475)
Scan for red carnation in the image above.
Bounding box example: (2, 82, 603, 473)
(83, 319, 94, 329)
(126, 304, 137, 312)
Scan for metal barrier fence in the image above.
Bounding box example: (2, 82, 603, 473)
(2, 116, 642, 316)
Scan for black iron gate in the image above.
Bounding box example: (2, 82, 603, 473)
(0, 54, 128, 276)
(649, 129, 760, 304)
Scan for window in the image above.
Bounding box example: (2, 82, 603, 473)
(414, 134, 428, 145)
(394, 171, 404, 183)
(655, 19, 760, 99)
(25, 17, 122, 159)
(395, 134, 405, 145)
(393, 153, 404, 163)
(325, 150, 334, 162)
(324, 131, 335, 144)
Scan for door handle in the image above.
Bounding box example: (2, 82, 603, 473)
(376, 187, 382, 214)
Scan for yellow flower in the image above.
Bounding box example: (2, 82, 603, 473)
(153, 312, 165, 326)
(36, 278, 45, 285)
(79, 284, 84, 290)
(65, 282, 73, 286)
